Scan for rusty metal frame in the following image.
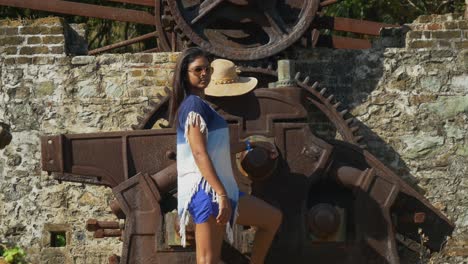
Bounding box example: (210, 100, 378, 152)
(88, 31, 158, 55)
(0, 0, 155, 25)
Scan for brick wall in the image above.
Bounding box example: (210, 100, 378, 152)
(407, 13, 468, 49)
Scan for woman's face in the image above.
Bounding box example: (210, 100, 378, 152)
(186, 56, 211, 91)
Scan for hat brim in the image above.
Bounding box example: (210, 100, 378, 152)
(205, 76, 258, 97)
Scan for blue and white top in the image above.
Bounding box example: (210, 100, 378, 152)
(177, 95, 239, 247)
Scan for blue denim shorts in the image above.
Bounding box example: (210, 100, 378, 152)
(188, 185, 245, 224)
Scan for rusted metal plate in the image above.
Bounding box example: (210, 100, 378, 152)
(88, 31, 158, 55)
(314, 16, 398, 36)
(106, 0, 155, 7)
(316, 35, 372, 49)
(40, 129, 176, 187)
(0, 0, 155, 25)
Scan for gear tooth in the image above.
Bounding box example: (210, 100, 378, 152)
(267, 64, 273, 70)
(359, 144, 367, 149)
(340, 109, 349, 116)
(327, 94, 334, 102)
(319, 88, 327, 95)
(312, 82, 319, 89)
(149, 101, 158, 107)
(302, 76, 310, 85)
(294, 72, 301, 81)
(351, 126, 359, 133)
(333, 102, 341, 109)
(346, 117, 354, 125)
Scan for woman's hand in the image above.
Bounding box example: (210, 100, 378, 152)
(216, 196, 232, 225)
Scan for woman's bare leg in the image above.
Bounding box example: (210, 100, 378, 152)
(236, 195, 283, 264)
(195, 216, 225, 264)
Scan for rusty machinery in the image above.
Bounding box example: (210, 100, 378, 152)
(0, 0, 455, 263)
(40, 69, 455, 263)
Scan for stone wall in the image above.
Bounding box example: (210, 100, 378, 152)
(0, 14, 467, 263)
(290, 13, 468, 263)
(0, 17, 176, 263)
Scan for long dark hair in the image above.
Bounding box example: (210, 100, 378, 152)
(170, 47, 209, 120)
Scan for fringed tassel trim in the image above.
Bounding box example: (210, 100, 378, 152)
(184, 111, 207, 142)
(179, 177, 223, 247)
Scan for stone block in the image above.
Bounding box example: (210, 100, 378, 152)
(426, 23, 442, 30)
(401, 135, 444, 159)
(455, 41, 468, 49)
(438, 40, 453, 49)
(449, 75, 468, 92)
(42, 35, 65, 44)
(15, 56, 33, 64)
(0, 36, 24, 45)
(139, 54, 153, 63)
(49, 26, 64, 35)
(49, 46, 65, 54)
(443, 21, 459, 30)
(407, 31, 422, 39)
(431, 31, 462, 39)
(168, 53, 179, 63)
(37, 81, 55, 97)
(71, 56, 95, 65)
(0, 19, 22, 27)
(407, 40, 435, 49)
(461, 50, 468, 71)
(131, 69, 143, 77)
(2, 46, 18, 55)
(3, 57, 15, 64)
(423, 95, 468, 119)
(55, 56, 71, 65)
(27, 36, 42, 44)
(20, 26, 50, 35)
(0, 27, 18, 35)
(32, 56, 55, 65)
(19, 46, 49, 55)
(459, 21, 468, 29)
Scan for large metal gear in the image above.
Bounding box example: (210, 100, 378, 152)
(132, 66, 364, 149)
(165, 0, 320, 60)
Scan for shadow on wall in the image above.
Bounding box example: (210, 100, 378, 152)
(288, 45, 433, 261)
(291, 46, 420, 180)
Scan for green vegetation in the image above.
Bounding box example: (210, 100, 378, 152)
(54, 233, 66, 247)
(324, 0, 466, 24)
(0, 244, 27, 264)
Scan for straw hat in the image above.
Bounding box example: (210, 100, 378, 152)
(205, 59, 258, 97)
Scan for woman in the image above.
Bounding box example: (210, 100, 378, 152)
(173, 47, 283, 264)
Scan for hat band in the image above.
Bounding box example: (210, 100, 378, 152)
(212, 76, 239, 85)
